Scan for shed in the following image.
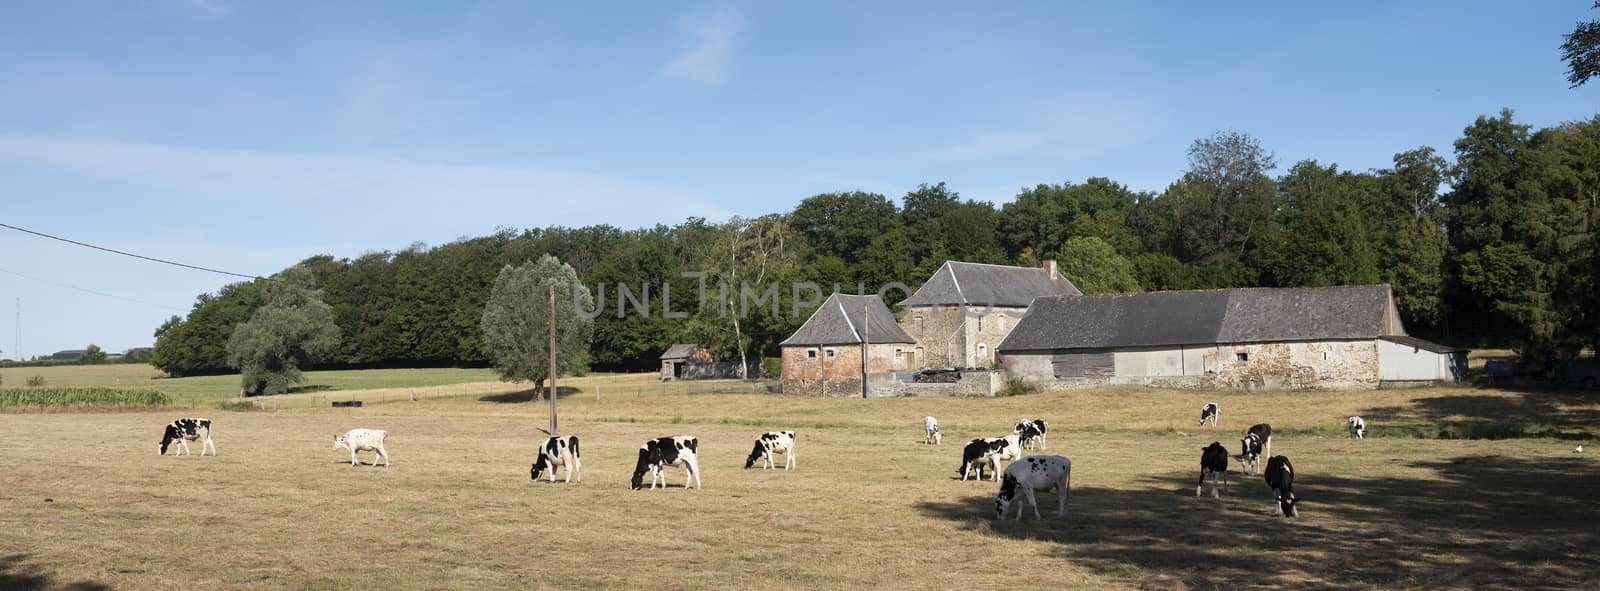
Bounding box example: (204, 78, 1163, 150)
(659, 344, 710, 380)
(779, 293, 916, 396)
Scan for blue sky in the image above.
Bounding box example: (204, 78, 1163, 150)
(1, 0, 1595, 359)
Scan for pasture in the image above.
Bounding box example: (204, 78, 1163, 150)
(1, 386, 1596, 590)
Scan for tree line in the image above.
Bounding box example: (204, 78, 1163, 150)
(150, 110, 1599, 379)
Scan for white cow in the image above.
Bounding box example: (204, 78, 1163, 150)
(924, 416, 942, 445)
(1347, 416, 1366, 440)
(995, 455, 1072, 520)
(334, 428, 390, 467)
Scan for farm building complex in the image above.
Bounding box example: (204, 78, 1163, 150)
(997, 284, 1465, 390)
(897, 260, 1079, 369)
(780, 293, 916, 396)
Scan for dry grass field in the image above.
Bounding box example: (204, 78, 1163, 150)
(2, 386, 1597, 590)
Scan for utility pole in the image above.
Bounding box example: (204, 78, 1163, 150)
(861, 300, 869, 398)
(548, 284, 559, 436)
(14, 298, 19, 362)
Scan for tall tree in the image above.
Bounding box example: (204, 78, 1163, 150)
(80, 344, 107, 364)
(480, 255, 595, 399)
(1056, 237, 1141, 295)
(1259, 160, 1381, 288)
(1375, 147, 1450, 328)
(1562, 1, 1600, 87)
(1166, 131, 1279, 267)
(789, 191, 900, 265)
(226, 268, 341, 395)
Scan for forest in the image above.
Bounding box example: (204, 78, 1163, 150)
(150, 109, 1599, 376)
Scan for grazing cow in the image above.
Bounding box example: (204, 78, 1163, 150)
(1198, 402, 1219, 427)
(924, 416, 942, 445)
(959, 434, 1022, 481)
(1195, 441, 1230, 497)
(1013, 419, 1049, 450)
(1240, 423, 1272, 476)
(334, 428, 390, 467)
(157, 418, 215, 457)
(744, 431, 796, 470)
(1347, 416, 1366, 440)
(995, 455, 1072, 520)
(1264, 455, 1298, 517)
(529, 435, 582, 483)
(631, 435, 701, 490)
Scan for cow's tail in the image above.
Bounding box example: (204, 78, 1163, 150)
(568, 436, 580, 458)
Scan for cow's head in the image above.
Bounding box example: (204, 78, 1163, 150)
(743, 439, 766, 469)
(630, 443, 655, 490)
(931, 429, 941, 445)
(530, 454, 549, 481)
(994, 474, 1020, 518)
(333, 434, 348, 451)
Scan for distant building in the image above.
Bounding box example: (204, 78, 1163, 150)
(898, 260, 1080, 370)
(659, 344, 711, 380)
(998, 284, 1466, 390)
(49, 349, 86, 361)
(780, 293, 916, 396)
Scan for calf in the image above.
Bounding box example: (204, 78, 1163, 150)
(1198, 402, 1219, 427)
(631, 435, 701, 490)
(744, 431, 796, 470)
(157, 418, 215, 456)
(1347, 416, 1366, 440)
(530, 435, 582, 483)
(334, 428, 390, 467)
(1013, 419, 1048, 450)
(994, 455, 1072, 520)
(1264, 455, 1298, 517)
(923, 416, 942, 445)
(959, 434, 1022, 481)
(1195, 441, 1229, 497)
(1239, 423, 1272, 476)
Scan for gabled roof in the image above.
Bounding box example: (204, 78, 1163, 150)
(780, 293, 916, 346)
(998, 285, 1404, 352)
(660, 344, 700, 360)
(900, 261, 1081, 308)
(1379, 335, 1465, 354)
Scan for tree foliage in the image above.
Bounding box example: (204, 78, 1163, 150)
(1056, 237, 1141, 295)
(480, 255, 595, 396)
(1562, 2, 1600, 88)
(226, 268, 341, 395)
(81, 344, 107, 364)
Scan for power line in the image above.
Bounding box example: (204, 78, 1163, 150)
(0, 267, 186, 311)
(0, 222, 263, 280)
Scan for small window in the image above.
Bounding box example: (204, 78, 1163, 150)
(826, 349, 836, 358)
(978, 344, 988, 359)
(998, 316, 1007, 332)
(977, 316, 985, 332)
(914, 316, 924, 332)
(806, 350, 817, 359)
(1236, 352, 1249, 362)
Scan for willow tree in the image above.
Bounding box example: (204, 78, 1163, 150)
(480, 255, 595, 400)
(226, 268, 341, 396)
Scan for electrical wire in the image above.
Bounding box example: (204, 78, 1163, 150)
(0, 222, 263, 280)
(0, 267, 186, 311)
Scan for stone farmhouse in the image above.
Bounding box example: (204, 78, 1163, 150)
(897, 260, 1080, 370)
(997, 284, 1466, 390)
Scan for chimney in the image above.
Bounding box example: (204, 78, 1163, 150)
(1042, 258, 1058, 279)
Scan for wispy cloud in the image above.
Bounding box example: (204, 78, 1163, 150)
(927, 131, 1045, 161)
(663, 6, 739, 84)
(175, 0, 232, 17)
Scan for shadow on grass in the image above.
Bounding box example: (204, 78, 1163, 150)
(1362, 390, 1600, 440)
(0, 555, 110, 591)
(914, 455, 1599, 590)
(478, 386, 583, 403)
(286, 385, 335, 394)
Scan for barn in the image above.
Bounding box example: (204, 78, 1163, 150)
(780, 293, 917, 396)
(659, 344, 710, 380)
(898, 260, 1080, 370)
(997, 284, 1465, 390)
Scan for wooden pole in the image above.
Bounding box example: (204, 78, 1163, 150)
(549, 284, 559, 436)
(861, 300, 869, 398)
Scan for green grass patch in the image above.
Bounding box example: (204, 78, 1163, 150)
(0, 387, 173, 407)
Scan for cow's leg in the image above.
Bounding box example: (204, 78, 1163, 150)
(1211, 471, 1221, 498)
(205, 435, 216, 456)
(1057, 477, 1069, 518)
(991, 457, 1003, 482)
(178, 439, 191, 456)
(1021, 487, 1040, 520)
(380, 446, 390, 467)
(350, 448, 359, 466)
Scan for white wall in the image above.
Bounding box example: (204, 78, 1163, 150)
(1378, 339, 1453, 381)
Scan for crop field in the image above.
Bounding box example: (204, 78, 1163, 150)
(1, 386, 1596, 590)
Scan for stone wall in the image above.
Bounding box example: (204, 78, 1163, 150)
(781, 344, 909, 397)
(902, 305, 1028, 370)
(1001, 339, 1381, 391)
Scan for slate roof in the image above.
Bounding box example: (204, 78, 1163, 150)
(998, 285, 1404, 352)
(900, 261, 1081, 308)
(1379, 335, 1465, 354)
(780, 293, 917, 346)
(659, 344, 700, 360)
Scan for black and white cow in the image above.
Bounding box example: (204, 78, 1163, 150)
(631, 435, 701, 490)
(1240, 423, 1272, 475)
(334, 428, 390, 467)
(157, 417, 215, 456)
(1195, 441, 1229, 498)
(1264, 455, 1298, 517)
(1198, 402, 1219, 427)
(959, 434, 1022, 481)
(1013, 419, 1048, 450)
(924, 416, 942, 445)
(530, 435, 582, 483)
(1347, 416, 1366, 440)
(995, 455, 1072, 520)
(744, 431, 796, 470)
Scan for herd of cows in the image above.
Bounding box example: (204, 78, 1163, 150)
(154, 402, 1375, 520)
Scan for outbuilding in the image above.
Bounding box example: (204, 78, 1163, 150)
(780, 293, 917, 396)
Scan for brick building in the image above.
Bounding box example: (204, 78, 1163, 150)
(780, 293, 916, 396)
(898, 260, 1080, 370)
